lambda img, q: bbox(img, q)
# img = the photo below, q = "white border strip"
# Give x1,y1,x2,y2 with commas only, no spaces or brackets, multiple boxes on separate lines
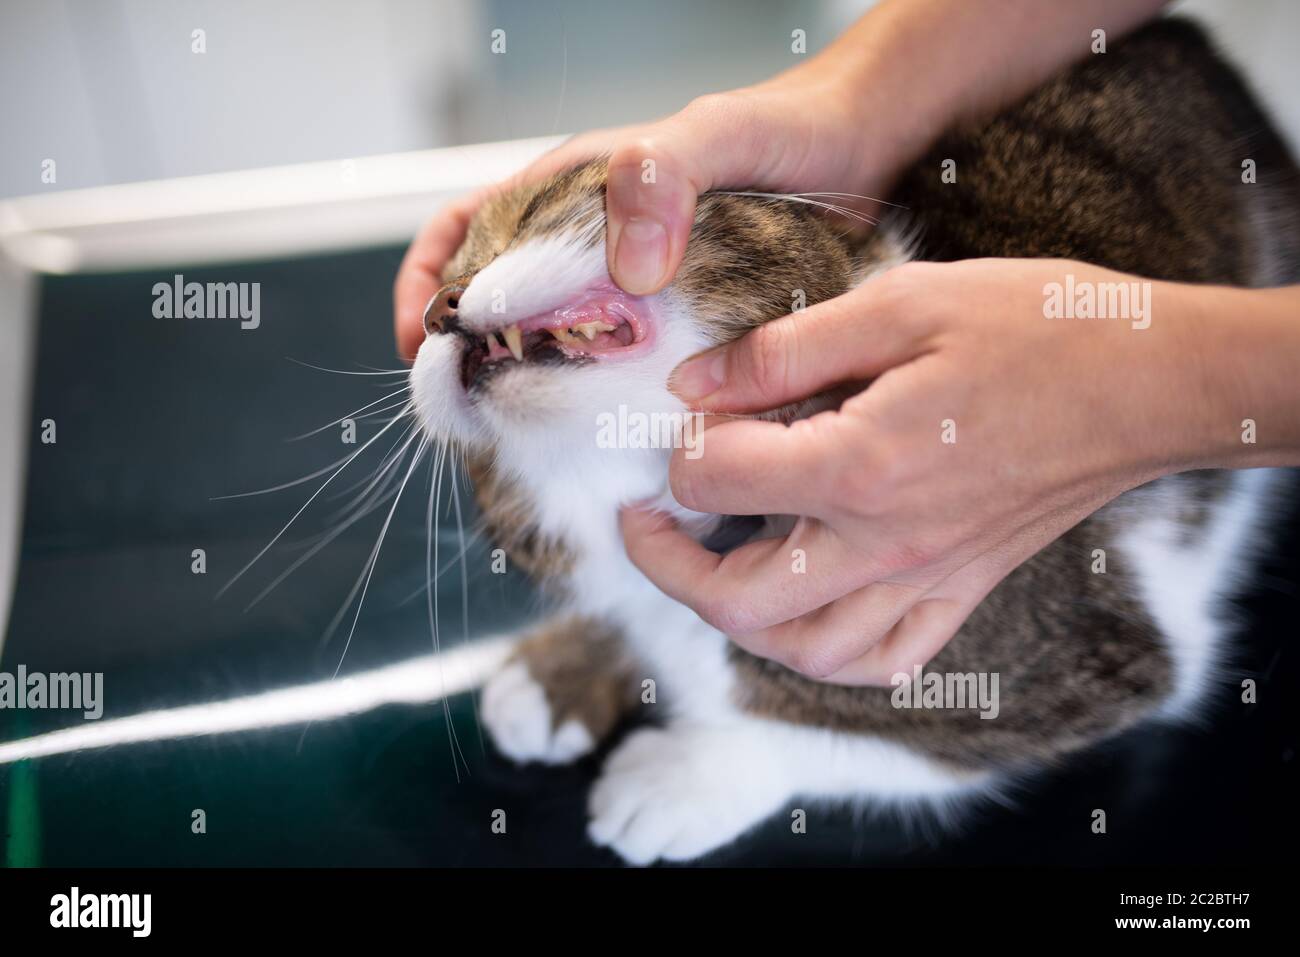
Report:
0,635,517,764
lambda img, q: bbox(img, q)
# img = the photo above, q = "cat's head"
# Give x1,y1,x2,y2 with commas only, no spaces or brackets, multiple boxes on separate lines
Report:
409,158,859,513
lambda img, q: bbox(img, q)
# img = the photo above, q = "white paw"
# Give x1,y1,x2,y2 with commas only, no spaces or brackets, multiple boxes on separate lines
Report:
587,725,791,865
481,660,595,765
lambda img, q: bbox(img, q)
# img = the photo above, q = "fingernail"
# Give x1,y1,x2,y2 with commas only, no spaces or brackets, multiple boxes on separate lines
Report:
614,216,669,293
670,348,727,403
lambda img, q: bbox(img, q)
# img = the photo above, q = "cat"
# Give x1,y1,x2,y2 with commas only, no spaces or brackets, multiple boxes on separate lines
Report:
409,19,1300,864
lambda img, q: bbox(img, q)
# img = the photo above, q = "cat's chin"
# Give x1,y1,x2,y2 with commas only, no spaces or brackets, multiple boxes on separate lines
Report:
409,329,685,475
410,332,484,450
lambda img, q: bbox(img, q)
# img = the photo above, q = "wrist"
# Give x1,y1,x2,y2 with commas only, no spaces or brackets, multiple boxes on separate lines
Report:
1162,283,1300,473
763,11,957,195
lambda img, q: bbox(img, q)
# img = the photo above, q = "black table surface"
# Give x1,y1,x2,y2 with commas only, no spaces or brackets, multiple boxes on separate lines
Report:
1,246,1296,867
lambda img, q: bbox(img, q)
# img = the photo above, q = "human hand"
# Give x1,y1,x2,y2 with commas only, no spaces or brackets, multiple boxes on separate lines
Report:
395,0,1176,360
394,69,894,360
620,258,1224,685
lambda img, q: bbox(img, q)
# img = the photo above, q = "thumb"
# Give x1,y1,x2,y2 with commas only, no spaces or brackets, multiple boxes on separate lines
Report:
604,96,768,295
667,275,928,412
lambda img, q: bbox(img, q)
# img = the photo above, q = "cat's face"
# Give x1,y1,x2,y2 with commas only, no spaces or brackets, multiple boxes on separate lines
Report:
410,159,855,499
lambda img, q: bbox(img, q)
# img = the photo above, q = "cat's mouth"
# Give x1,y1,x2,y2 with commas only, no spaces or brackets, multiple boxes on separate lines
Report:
459,285,650,390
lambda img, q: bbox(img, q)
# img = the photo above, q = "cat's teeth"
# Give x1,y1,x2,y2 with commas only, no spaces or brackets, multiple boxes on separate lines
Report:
502,325,524,361
574,321,616,340
487,332,505,351
548,327,576,343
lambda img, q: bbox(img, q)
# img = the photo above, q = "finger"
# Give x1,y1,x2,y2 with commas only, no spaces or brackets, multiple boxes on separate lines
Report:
394,128,637,361
619,508,875,634
517,127,633,183
666,414,855,518
669,268,934,411
605,95,778,295
393,191,482,361
728,579,927,681
819,595,976,686
819,551,1008,686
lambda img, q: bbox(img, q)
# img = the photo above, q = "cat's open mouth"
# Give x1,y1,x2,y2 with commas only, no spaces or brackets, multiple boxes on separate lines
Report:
459,284,650,390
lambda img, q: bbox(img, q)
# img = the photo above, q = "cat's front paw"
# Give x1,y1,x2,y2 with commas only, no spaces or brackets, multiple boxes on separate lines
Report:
587,725,792,865
482,616,637,766
482,660,596,765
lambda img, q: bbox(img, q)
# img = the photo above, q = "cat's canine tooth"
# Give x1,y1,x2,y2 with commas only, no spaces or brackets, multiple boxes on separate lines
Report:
503,325,524,361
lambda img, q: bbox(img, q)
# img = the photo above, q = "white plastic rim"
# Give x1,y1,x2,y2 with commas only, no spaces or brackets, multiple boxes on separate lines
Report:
0,134,566,274
0,635,518,764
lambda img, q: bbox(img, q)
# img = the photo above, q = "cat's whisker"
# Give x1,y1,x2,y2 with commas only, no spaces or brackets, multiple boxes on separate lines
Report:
322,432,419,533
395,527,485,607
328,434,431,678
324,407,416,438
285,357,412,377
427,439,468,781
449,453,486,759
316,418,421,527
790,196,882,226
790,191,908,210
215,407,411,599
392,442,488,605
321,414,420,506
449,453,471,647
357,363,415,374
728,187,906,215
213,408,413,503
716,191,881,228
242,485,399,612
211,452,359,501
308,462,407,540
285,387,411,443
246,426,423,609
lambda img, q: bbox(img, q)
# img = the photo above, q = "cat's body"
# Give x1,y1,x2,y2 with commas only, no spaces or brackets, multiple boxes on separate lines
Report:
411,20,1299,863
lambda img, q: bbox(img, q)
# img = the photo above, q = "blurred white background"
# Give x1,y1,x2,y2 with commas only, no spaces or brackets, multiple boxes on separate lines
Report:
2,0,1296,199
0,0,846,197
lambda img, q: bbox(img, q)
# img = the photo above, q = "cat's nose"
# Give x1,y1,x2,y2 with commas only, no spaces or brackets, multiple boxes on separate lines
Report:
423,283,465,336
